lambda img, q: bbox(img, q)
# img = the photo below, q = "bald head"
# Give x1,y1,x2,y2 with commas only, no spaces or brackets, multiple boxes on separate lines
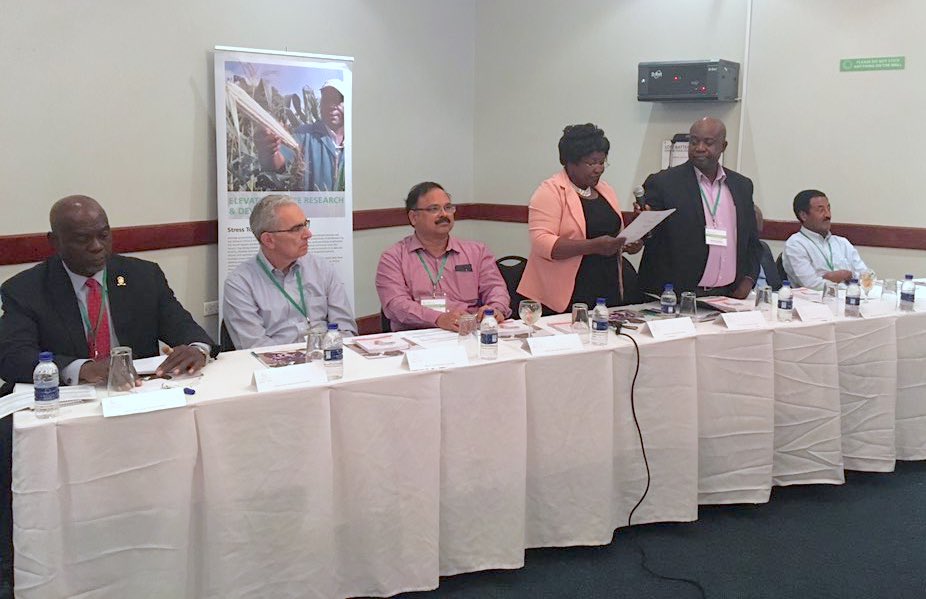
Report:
688,117,728,178
48,195,112,276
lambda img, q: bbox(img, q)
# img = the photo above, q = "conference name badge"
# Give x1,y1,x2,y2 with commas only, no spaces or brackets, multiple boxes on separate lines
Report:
420,296,448,313
704,227,728,247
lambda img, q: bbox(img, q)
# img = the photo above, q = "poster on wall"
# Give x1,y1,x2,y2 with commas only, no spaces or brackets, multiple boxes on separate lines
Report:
213,46,354,330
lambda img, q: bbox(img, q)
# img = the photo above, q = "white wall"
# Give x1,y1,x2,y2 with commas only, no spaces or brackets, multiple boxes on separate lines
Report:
0,0,476,321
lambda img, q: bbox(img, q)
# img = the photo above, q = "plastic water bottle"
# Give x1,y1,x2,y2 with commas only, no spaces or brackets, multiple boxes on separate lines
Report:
845,278,861,318
778,280,793,322
322,323,343,379
660,284,677,316
479,309,499,360
900,274,916,312
33,352,59,419
592,298,609,346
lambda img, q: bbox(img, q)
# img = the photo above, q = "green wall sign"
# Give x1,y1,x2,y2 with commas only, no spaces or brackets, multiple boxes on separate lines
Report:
840,56,905,72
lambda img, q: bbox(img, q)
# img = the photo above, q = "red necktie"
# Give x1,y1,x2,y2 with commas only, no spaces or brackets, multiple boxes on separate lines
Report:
85,278,111,360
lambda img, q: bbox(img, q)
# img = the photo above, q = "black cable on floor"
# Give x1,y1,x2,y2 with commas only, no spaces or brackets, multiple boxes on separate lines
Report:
618,329,706,599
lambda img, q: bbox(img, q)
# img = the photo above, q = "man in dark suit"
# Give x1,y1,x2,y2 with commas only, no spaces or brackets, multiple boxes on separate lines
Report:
638,117,762,299
754,206,782,291
0,195,215,594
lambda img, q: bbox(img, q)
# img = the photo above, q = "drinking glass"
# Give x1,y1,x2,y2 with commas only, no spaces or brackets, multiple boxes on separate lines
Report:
822,281,839,315
108,346,138,396
859,270,876,300
518,300,542,337
571,303,590,343
679,291,698,319
306,323,327,361
881,278,898,309
754,286,773,319
457,314,478,359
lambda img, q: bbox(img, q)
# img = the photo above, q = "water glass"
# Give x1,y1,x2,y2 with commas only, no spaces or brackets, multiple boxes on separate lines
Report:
108,346,137,396
518,299,542,337
754,286,773,319
306,323,327,361
457,314,478,359
821,281,839,315
679,291,698,319
571,303,590,343
859,270,876,300
881,278,898,309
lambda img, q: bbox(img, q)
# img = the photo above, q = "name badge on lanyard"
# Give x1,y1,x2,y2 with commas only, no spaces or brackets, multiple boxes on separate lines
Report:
705,227,728,247
420,292,448,313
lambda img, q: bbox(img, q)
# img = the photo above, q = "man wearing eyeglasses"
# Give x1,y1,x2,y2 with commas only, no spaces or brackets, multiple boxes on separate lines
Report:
375,181,511,332
223,194,356,349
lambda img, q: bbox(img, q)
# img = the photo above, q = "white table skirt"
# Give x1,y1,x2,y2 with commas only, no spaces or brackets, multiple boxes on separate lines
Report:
12,310,926,598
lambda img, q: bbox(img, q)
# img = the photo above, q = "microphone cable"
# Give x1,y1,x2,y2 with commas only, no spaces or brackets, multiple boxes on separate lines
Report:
617,326,707,599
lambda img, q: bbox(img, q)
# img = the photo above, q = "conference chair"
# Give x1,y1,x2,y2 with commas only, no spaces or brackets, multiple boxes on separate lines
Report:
380,309,391,334
219,320,236,353
776,254,788,284
495,255,527,315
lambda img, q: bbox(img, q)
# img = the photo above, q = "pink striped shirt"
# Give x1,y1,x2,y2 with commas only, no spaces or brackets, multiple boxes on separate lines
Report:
696,166,737,288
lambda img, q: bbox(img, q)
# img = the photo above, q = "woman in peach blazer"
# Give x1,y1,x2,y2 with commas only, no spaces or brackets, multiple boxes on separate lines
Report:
517,124,643,314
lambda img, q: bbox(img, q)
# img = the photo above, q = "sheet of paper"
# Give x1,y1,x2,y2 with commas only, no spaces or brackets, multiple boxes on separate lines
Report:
252,362,328,392
352,334,411,353
526,334,583,356
721,311,768,330
498,321,532,337
0,392,35,419
400,328,459,347
101,388,187,418
133,355,167,375
13,384,97,404
646,317,696,339
404,346,469,371
619,209,675,243
861,301,897,318
794,301,834,322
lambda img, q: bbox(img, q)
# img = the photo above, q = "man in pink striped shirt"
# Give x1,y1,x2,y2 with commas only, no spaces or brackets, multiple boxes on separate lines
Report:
375,182,511,331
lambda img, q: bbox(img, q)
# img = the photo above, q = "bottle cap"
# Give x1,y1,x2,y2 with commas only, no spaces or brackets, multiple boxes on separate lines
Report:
327,323,338,330
849,278,858,284
596,297,606,304
484,309,494,316
664,284,674,291
905,274,914,279
782,280,790,286
38,351,54,361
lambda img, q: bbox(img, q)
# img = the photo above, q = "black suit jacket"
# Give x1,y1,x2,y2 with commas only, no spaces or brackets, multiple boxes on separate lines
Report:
758,240,782,291
638,161,762,295
0,254,215,386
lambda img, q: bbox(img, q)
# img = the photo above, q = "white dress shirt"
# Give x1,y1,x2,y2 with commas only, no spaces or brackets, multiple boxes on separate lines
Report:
782,226,868,290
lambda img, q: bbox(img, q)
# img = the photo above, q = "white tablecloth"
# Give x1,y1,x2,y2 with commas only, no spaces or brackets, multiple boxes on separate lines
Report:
12,310,926,598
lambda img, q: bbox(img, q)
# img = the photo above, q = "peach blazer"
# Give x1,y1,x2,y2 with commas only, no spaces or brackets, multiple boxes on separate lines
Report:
517,170,623,313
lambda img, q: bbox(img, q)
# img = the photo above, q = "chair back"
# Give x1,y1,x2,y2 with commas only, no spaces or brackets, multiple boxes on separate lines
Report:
495,255,528,315
219,320,237,353
775,253,788,284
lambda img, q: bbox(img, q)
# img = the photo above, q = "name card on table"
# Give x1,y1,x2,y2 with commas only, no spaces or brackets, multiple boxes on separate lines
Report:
794,301,834,323
721,311,768,330
526,333,583,356
253,362,328,392
404,345,469,371
860,301,897,319
646,317,696,340
102,388,187,418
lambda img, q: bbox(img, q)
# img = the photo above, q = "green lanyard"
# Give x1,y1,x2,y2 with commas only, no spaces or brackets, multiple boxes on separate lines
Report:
416,251,449,291
77,270,109,344
800,231,835,270
257,256,307,318
698,182,722,221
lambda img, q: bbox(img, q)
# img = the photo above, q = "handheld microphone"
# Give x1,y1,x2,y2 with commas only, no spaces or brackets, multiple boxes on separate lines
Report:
632,186,645,210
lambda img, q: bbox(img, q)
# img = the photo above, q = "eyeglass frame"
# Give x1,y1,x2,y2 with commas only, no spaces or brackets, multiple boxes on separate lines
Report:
409,203,456,215
583,159,609,168
265,219,310,234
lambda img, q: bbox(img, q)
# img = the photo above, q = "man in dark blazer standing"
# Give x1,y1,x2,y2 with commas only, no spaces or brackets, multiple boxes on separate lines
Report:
638,117,762,299
0,195,215,594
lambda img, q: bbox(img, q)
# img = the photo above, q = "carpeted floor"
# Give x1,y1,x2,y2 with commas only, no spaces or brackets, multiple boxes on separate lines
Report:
398,461,926,599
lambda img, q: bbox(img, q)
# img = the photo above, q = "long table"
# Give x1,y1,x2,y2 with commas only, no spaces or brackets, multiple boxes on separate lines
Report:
12,310,926,598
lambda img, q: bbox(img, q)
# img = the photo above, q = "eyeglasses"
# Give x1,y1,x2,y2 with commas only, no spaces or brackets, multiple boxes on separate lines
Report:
266,219,310,234
583,160,609,168
411,204,456,215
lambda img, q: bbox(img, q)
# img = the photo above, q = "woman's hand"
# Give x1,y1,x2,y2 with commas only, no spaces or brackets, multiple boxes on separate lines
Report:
623,239,644,254
592,235,625,256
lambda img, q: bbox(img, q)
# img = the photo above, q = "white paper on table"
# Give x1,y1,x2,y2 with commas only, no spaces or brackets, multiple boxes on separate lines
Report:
101,388,187,418
400,328,459,347
133,355,167,375
721,311,768,330
404,345,468,371
618,209,676,243
498,321,531,337
0,392,35,419
13,384,97,404
525,334,583,356
646,317,696,339
794,300,833,322
352,334,411,353
252,362,328,392
861,301,897,318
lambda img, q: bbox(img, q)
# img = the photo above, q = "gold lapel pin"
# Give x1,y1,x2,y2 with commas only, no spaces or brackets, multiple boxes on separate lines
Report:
116,275,127,287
